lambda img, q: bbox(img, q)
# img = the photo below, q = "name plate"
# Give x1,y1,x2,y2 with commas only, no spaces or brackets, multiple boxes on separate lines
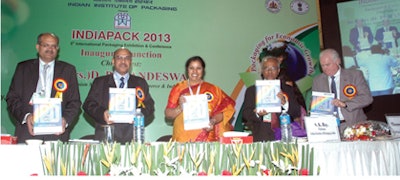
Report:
304,115,341,142
109,88,136,123
385,113,400,136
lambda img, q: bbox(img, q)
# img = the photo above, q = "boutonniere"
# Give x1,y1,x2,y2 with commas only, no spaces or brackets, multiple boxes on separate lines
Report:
136,87,145,108
343,84,357,99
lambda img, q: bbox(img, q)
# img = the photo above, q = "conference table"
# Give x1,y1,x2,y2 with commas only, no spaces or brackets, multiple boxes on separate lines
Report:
0,140,399,176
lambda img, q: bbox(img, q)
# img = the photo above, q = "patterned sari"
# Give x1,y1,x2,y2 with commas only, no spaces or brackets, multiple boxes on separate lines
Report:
166,80,236,143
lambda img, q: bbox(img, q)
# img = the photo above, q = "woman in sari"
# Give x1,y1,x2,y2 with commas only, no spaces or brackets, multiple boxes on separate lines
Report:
164,56,236,143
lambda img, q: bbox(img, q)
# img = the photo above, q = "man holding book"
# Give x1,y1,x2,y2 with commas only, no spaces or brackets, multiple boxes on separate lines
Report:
6,32,81,143
82,47,155,144
312,48,373,133
242,56,302,142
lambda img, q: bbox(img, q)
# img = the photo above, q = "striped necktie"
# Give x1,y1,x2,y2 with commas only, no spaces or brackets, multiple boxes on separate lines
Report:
119,77,125,88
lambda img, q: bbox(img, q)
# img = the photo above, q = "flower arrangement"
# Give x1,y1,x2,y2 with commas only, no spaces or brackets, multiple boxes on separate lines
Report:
39,140,318,176
343,120,390,141
343,122,375,141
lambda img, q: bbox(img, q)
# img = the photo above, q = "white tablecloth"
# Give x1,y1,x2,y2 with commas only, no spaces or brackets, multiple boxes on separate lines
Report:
0,144,42,176
302,140,400,176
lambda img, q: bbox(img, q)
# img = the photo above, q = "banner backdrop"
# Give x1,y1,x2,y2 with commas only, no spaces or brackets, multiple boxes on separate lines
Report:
1,0,320,142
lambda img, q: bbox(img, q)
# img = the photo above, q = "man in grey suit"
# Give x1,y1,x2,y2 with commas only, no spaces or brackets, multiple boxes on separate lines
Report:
312,48,373,133
6,32,82,143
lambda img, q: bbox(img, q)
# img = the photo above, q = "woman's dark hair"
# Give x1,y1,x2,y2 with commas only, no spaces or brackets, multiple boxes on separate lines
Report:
185,56,206,77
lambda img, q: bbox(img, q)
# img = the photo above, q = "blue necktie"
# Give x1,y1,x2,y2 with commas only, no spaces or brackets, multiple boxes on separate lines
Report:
119,77,125,88
331,76,338,114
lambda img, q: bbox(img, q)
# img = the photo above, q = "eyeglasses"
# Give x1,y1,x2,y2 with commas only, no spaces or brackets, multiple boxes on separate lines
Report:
115,56,132,61
39,43,59,49
262,66,279,72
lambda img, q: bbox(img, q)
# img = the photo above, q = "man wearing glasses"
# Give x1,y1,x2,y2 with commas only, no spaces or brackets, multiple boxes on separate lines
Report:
6,32,82,143
83,47,155,144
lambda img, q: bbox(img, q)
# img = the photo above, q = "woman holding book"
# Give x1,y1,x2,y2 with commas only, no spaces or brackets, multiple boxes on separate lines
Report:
242,56,302,142
164,56,236,143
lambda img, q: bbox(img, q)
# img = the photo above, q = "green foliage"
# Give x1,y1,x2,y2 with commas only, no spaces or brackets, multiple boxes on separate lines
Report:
39,140,318,176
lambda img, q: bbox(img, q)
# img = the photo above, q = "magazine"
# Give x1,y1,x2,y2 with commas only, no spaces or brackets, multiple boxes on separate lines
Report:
255,80,281,113
182,94,210,130
310,91,335,116
33,98,62,135
108,88,136,123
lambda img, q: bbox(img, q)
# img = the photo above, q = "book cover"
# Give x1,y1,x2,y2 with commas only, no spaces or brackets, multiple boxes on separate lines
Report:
33,98,62,135
108,88,136,123
255,80,281,113
310,91,335,116
183,94,210,130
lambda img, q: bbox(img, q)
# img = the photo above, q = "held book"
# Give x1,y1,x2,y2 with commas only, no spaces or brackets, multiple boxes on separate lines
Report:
182,94,210,130
33,98,62,135
255,80,281,113
109,88,136,123
310,91,335,116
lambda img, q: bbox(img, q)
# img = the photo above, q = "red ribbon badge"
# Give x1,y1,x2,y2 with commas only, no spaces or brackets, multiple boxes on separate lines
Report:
204,91,213,102
53,78,68,100
136,87,145,108
343,84,357,99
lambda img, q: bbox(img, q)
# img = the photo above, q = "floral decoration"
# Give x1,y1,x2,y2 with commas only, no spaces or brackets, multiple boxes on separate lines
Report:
39,139,319,176
343,122,375,141
343,120,390,141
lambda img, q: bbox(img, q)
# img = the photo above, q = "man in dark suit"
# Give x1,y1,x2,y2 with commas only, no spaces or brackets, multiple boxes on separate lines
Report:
82,47,155,144
375,18,400,50
312,48,373,133
349,19,373,52
6,32,82,143
242,56,302,142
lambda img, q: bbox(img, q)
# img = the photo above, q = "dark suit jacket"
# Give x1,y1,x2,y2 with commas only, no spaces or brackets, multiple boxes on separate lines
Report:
242,80,301,142
312,68,373,131
375,26,400,48
349,26,373,52
6,59,82,143
82,74,155,144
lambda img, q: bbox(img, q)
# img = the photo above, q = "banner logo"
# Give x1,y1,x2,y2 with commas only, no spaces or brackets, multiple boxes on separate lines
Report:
114,12,131,29
265,0,282,14
290,0,309,15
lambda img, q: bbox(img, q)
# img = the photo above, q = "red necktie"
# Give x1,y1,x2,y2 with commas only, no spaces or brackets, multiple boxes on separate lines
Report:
271,113,279,129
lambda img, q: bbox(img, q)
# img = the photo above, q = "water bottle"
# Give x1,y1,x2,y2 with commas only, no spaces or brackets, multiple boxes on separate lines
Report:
280,110,292,143
133,108,145,143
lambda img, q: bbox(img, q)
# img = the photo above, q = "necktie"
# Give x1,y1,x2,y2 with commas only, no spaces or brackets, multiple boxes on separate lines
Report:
271,113,279,129
41,64,49,95
119,77,125,88
331,76,338,114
